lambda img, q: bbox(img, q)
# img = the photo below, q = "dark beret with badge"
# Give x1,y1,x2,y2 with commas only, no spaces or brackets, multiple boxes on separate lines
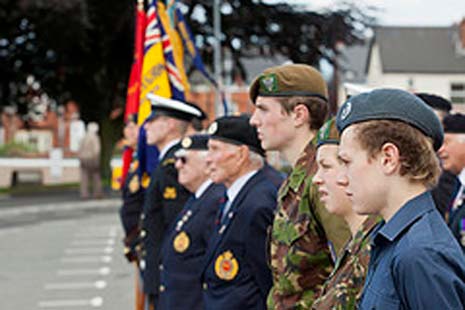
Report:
443,113,465,133
416,93,452,113
146,93,203,122
207,114,265,157
317,118,340,148
336,88,444,151
249,63,329,104
175,134,210,159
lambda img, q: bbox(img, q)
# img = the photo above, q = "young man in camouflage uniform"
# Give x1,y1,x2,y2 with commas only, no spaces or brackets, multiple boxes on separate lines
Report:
250,64,350,309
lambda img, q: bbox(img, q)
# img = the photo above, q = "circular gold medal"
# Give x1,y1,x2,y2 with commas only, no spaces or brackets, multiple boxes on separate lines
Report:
214,250,239,280
173,231,190,253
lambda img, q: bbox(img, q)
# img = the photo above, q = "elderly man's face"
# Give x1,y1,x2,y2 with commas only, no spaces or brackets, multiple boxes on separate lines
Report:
438,133,465,174
175,150,209,192
206,139,241,187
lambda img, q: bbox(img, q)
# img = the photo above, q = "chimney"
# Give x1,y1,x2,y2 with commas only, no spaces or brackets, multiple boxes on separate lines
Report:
460,18,465,49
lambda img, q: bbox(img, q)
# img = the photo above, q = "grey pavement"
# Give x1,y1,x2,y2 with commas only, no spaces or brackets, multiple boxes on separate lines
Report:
0,195,134,310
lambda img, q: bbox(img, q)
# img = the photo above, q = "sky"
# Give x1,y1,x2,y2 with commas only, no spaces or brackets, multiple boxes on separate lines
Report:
277,0,465,26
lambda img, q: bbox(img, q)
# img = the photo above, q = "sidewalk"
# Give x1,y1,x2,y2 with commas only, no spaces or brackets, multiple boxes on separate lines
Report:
0,186,120,209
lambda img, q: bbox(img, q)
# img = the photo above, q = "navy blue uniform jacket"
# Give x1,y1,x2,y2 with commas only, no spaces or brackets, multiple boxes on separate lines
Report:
141,144,190,296
157,182,226,310
201,169,278,310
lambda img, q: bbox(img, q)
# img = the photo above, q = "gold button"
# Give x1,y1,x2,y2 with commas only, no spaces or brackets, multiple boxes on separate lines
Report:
202,283,208,290
159,285,165,292
140,230,146,238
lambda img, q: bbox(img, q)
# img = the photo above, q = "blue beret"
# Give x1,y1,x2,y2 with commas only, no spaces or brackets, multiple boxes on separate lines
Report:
336,88,444,151
207,115,265,157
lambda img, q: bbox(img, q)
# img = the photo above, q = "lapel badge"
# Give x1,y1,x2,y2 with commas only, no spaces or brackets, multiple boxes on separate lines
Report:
173,231,190,253
129,175,140,193
214,250,239,281
163,187,177,199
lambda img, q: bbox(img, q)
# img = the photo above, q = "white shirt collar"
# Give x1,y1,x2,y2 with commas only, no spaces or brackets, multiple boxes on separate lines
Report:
195,179,213,199
459,168,465,185
226,170,258,204
158,139,180,160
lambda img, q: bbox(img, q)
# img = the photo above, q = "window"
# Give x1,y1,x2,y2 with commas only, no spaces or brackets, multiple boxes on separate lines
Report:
450,83,465,104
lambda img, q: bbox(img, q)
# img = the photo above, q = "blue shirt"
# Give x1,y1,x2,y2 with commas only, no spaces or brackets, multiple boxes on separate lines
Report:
359,191,465,310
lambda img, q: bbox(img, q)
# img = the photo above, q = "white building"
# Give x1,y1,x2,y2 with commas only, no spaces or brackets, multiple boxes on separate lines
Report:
364,20,465,113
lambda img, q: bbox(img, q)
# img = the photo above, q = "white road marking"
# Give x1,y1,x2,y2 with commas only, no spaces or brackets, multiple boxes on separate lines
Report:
61,256,113,263
71,239,115,246
44,280,107,290
57,267,110,276
38,296,103,308
64,247,114,255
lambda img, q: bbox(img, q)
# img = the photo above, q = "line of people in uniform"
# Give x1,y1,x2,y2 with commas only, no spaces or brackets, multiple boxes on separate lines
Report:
119,62,465,310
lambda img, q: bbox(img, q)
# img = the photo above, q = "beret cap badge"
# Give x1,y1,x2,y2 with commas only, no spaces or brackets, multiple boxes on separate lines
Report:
259,74,278,93
340,101,352,121
181,137,192,148
208,122,218,135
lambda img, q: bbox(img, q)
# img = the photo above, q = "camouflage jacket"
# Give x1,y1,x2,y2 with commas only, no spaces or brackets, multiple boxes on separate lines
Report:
268,138,350,310
311,216,380,310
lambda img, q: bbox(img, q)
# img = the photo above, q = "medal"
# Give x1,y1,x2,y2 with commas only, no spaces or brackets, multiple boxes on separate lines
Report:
173,231,190,253
214,250,239,280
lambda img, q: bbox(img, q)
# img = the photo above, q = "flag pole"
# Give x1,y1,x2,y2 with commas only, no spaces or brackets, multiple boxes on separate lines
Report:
213,0,223,117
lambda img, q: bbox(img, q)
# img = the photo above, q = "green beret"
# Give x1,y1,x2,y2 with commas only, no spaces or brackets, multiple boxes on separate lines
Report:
317,118,340,148
336,88,444,151
249,64,328,104
207,115,265,157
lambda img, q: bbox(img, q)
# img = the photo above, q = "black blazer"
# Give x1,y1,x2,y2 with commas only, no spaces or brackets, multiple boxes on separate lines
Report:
157,182,226,310
201,168,278,310
140,143,190,296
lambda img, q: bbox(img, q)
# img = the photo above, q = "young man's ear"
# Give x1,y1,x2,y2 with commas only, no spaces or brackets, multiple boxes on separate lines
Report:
379,142,401,175
292,104,310,128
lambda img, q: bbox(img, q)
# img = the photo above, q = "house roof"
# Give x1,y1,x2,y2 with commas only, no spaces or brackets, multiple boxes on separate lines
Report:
374,26,465,74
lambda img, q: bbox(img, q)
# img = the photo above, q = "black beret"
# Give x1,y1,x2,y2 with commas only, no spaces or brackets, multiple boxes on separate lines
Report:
207,115,265,157
443,113,465,133
336,88,444,151
416,93,452,112
146,94,203,122
180,134,209,151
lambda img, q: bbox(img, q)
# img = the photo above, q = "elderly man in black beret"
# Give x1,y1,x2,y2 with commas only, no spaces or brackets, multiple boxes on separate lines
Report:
336,88,465,309
438,113,465,250
201,115,280,310
157,135,225,310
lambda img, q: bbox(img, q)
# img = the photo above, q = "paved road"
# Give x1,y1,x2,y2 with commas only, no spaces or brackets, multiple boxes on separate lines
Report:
0,197,134,310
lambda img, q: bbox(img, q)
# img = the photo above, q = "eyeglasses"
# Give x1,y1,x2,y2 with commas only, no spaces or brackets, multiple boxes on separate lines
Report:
175,156,187,164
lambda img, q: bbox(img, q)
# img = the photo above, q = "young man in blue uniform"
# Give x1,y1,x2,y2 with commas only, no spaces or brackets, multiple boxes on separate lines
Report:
202,115,280,310
336,88,465,309
139,94,204,309
157,134,225,310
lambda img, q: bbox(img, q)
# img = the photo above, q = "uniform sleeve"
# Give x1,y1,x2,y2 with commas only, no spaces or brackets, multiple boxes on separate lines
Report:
244,201,275,298
393,246,465,309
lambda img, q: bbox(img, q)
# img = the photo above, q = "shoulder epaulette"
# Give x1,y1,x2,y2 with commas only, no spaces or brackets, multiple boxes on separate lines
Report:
162,158,176,166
